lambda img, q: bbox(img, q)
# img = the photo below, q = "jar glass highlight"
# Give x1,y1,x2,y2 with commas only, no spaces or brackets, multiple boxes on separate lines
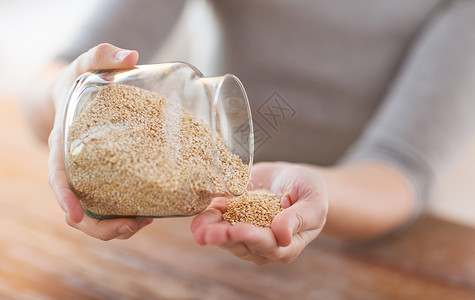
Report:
62,62,254,219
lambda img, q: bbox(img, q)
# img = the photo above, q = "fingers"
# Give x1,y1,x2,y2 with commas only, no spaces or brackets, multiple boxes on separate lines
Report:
49,122,155,241
65,214,153,241
198,223,289,265
51,43,139,118
190,197,228,234
271,206,312,247
195,222,231,246
191,211,289,265
190,208,223,238
72,43,139,77
227,223,279,257
191,163,329,264
269,166,328,247
219,241,272,266
271,192,327,247
219,208,320,263
225,224,299,264
47,43,143,241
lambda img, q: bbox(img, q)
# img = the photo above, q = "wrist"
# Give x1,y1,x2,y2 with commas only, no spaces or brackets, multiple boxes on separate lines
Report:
309,162,415,240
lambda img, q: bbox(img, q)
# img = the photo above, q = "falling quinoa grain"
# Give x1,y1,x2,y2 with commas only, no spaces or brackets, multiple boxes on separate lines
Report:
66,84,249,217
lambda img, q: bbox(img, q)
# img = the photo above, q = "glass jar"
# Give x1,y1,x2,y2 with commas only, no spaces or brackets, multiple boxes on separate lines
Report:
62,62,254,219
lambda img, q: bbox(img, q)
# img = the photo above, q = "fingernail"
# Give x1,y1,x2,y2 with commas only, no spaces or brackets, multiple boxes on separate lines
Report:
115,50,132,62
281,195,291,209
138,219,153,229
118,225,134,234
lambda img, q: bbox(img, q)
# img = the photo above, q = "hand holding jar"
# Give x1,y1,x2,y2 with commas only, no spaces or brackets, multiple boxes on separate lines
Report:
47,43,154,240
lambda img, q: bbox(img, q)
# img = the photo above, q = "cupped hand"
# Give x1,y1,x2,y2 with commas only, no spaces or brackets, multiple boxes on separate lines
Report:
191,162,328,265
48,43,153,240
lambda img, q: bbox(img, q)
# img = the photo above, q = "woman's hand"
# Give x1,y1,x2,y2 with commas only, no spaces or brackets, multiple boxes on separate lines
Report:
47,43,153,240
191,162,328,265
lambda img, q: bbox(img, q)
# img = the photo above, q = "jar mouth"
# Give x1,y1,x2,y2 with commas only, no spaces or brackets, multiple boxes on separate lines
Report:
209,74,254,196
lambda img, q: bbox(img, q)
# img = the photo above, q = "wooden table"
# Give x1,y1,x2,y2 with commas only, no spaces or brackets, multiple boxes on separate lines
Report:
1,97,475,300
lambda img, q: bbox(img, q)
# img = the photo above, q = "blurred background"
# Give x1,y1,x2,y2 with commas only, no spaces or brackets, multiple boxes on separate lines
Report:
1,0,473,226
0,0,100,94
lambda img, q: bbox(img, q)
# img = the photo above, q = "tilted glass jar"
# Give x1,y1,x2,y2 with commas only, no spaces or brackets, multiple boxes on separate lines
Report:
62,62,254,219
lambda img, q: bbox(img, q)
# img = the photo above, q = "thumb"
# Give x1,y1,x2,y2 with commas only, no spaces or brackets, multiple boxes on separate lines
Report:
52,43,139,122
271,199,327,247
271,208,304,247
73,43,139,77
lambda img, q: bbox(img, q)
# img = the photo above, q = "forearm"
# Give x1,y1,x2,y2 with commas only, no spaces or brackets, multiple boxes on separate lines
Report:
321,1,475,241
310,162,416,240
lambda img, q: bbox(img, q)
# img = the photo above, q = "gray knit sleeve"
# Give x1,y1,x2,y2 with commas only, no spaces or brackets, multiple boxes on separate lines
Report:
56,0,185,63
341,0,475,215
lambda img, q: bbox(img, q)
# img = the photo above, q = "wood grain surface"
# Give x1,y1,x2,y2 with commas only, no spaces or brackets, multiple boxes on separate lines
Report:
1,98,474,300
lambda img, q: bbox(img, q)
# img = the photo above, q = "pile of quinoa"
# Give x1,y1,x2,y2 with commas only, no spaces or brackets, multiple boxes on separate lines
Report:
223,189,283,228
67,84,249,217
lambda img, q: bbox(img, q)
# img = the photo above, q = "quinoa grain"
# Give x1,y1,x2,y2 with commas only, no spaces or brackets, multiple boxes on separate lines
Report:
223,189,283,228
